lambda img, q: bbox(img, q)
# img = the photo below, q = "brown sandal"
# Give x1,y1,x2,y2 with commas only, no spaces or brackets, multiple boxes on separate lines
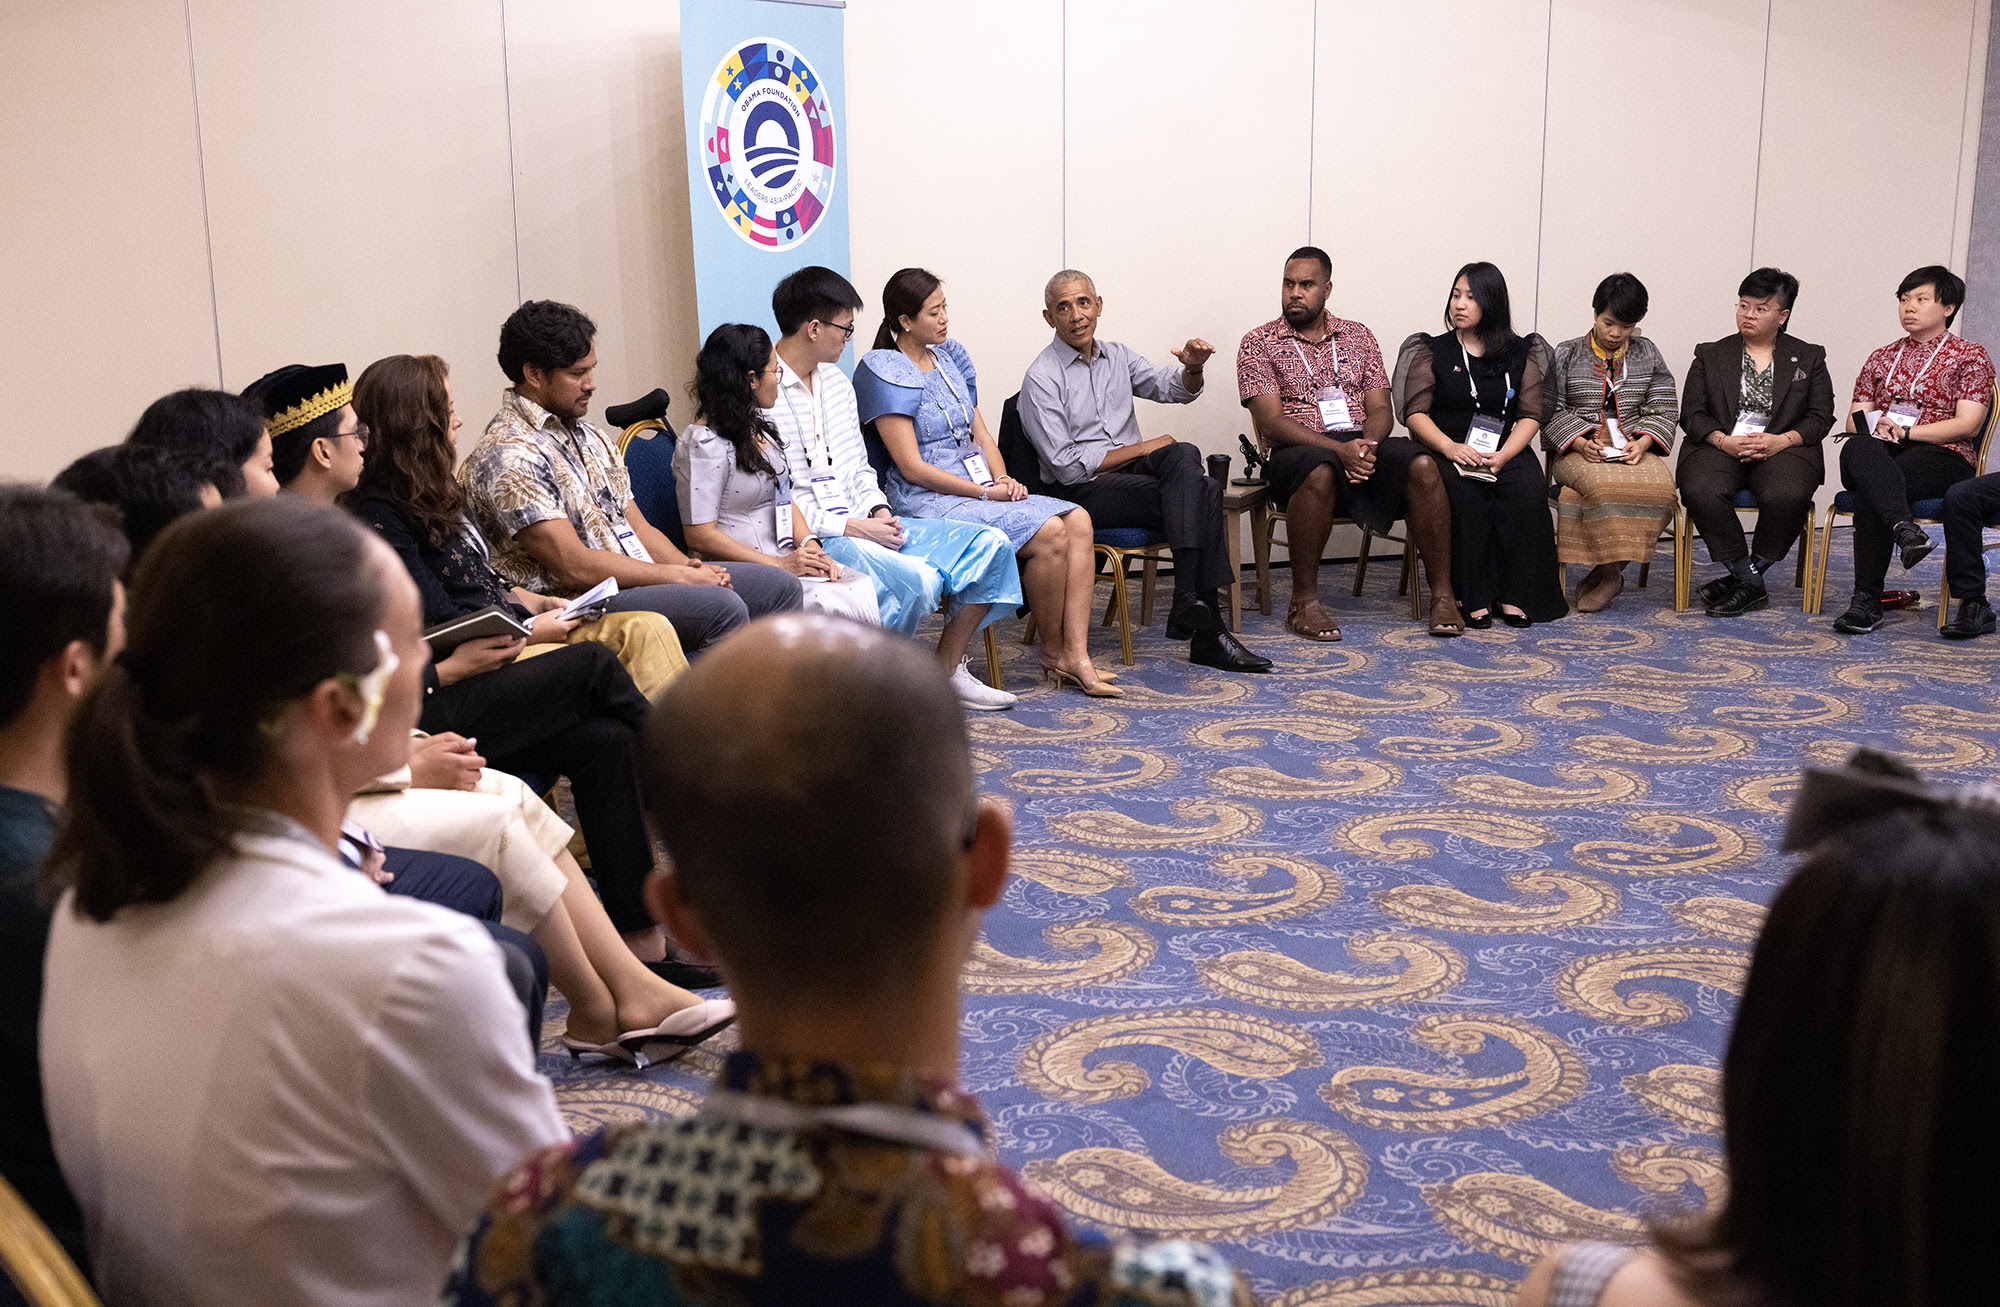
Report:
1286,600,1343,642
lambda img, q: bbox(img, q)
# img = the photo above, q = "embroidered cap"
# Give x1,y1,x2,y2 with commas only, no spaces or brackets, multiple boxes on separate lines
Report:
244,363,351,436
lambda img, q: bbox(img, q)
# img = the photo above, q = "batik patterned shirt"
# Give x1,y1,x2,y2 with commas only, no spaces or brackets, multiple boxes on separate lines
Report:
458,388,641,595
1851,332,1996,465
443,1053,1253,1307
1234,314,1389,453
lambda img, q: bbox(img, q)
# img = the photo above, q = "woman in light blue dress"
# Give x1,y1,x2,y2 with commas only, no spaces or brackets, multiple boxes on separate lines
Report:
854,268,1118,697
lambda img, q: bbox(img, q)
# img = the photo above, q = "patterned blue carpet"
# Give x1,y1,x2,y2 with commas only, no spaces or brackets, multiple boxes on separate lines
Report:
543,545,1999,1305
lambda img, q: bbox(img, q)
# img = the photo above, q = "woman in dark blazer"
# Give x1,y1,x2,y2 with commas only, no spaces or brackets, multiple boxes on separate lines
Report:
1676,267,1835,615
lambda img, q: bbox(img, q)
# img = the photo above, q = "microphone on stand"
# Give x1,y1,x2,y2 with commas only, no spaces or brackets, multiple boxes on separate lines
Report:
1235,434,1267,486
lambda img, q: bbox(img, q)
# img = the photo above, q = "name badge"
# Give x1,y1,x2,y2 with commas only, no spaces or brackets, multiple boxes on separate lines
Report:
1467,414,1504,455
1888,398,1923,433
1731,412,1768,438
962,452,994,486
773,495,796,553
1317,386,1356,432
612,523,653,563
809,473,851,516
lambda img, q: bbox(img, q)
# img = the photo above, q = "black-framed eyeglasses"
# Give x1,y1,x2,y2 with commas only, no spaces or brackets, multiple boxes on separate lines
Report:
815,318,857,341
337,422,371,447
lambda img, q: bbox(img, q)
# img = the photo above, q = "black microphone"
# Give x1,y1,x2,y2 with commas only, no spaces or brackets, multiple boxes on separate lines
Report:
1236,434,1266,484
605,388,671,430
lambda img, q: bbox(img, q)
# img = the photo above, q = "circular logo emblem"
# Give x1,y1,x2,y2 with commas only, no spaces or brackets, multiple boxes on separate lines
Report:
698,37,836,250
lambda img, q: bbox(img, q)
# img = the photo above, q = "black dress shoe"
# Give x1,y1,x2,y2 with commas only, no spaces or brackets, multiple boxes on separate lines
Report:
1462,609,1494,629
1894,520,1936,570
1165,594,1215,640
1499,610,1533,628
1706,579,1769,616
646,957,723,988
1942,596,1997,639
1832,593,1886,634
1190,628,1273,672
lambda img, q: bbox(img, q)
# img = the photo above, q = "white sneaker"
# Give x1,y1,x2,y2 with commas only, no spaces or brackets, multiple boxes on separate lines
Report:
951,659,1017,711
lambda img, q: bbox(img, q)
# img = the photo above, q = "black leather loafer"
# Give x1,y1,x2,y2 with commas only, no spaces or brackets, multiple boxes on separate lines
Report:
1706,580,1769,617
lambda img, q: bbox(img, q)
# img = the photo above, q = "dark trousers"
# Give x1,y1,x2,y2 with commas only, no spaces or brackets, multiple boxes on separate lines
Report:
1943,471,2000,599
1838,437,1976,594
381,849,547,1052
1677,441,1823,566
604,561,803,655
1048,441,1233,597
1437,455,1566,621
420,641,657,934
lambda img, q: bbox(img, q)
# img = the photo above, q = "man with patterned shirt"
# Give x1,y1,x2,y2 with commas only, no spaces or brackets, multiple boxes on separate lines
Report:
1832,265,1996,634
460,300,802,656
1236,248,1458,641
444,614,1253,1307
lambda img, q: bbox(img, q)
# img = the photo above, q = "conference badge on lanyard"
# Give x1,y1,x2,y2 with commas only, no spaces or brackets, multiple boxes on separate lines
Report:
1293,338,1358,433
1462,345,1508,454
612,520,654,563
810,473,851,516
1731,412,1768,438
1888,397,1923,435
962,451,995,486
774,469,797,552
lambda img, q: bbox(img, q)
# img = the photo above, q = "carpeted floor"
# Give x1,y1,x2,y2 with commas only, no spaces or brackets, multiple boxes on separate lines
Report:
541,543,1998,1304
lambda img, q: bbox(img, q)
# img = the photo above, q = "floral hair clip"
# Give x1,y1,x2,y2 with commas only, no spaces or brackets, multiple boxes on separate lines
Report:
347,630,399,746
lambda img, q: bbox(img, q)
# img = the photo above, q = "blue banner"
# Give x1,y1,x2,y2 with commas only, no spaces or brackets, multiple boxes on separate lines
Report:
682,0,850,363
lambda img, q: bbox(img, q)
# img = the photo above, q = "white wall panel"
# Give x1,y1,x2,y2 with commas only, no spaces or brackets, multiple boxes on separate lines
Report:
1312,0,1549,376
844,0,1064,409
0,0,219,479
1064,0,1314,461
1536,0,1768,382
190,0,519,426
505,0,699,439
1754,0,1982,406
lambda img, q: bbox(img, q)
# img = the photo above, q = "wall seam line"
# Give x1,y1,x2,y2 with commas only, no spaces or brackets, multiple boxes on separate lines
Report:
1951,0,1981,268
499,0,524,302
1306,0,1318,246
182,0,224,386
1532,0,1553,331
1749,0,1773,266
1061,0,1068,268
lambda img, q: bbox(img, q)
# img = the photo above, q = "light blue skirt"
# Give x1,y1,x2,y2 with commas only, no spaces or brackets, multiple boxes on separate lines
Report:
821,516,1022,636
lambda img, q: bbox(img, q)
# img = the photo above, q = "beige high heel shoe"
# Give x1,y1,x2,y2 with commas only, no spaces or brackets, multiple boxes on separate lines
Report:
1041,663,1124,698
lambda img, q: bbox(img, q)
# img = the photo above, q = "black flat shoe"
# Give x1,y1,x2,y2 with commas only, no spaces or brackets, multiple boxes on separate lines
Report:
1190,628,1273,672
1706,580,1769,617
1942,596,1997,639
1696,575,1735,607
1462,609,1493,629
646,957,723,989
1499,610,1533,628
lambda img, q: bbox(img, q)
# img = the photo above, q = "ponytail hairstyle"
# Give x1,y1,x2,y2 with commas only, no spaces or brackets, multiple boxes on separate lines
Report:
690,324,782,478
352,353,464,546
43,497,391,921
873,267,943,352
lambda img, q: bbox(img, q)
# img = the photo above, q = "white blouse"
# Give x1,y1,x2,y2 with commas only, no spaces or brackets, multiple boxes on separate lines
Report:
40,821,568,1307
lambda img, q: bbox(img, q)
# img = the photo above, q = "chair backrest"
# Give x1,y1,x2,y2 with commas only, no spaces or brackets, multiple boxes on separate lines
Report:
1973,381,2000,474
0,1174,99,1307
619,419,687,554
859,419,895,487
996,393,1052,498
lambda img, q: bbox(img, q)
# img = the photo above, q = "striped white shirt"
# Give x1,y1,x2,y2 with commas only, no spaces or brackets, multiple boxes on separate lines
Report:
767,356,891,539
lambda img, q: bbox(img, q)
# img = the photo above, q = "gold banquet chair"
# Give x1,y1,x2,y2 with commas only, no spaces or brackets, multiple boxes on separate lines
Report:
0,1174,99,1307
1805,382,2000,620
1251,501,1424,621
1672,493,1814,612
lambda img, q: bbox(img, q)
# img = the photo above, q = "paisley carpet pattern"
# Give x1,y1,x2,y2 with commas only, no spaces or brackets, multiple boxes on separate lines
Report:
543,552,1999,1302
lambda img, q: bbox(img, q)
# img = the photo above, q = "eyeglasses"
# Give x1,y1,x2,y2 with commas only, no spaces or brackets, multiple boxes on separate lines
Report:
815,318,857,341
338,422,371,447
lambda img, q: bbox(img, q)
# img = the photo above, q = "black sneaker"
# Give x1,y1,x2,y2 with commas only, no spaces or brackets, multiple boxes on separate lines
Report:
1696,575,1736,607
1832,594,1886,634
1942,596,1997,639
1894,521,1936,571
1706,579,1769,617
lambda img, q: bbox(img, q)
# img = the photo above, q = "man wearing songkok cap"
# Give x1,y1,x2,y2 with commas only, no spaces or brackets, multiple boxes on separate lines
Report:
242,363,369,502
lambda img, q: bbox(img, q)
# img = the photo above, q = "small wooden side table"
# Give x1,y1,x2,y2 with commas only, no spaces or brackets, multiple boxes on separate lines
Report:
1220,482,1268,632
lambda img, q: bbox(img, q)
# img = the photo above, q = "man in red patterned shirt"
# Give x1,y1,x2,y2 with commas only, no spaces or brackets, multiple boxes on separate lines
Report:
1832,265,1996,634
1237,247,1459,640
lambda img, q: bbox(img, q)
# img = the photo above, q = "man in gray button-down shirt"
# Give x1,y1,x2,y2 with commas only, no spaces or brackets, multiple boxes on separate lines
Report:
1017,271,1269,672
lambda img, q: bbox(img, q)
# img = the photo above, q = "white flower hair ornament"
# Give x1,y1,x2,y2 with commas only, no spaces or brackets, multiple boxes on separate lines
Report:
346,630,400,746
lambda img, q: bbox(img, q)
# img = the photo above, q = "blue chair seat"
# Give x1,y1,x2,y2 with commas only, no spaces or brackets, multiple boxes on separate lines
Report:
1732,489,1760,509
1831,490,1854,514
622,426,687,553
1913,498,1946,519
1095,527,1167,550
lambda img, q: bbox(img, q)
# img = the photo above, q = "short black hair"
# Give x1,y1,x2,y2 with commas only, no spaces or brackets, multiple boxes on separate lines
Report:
1287,246,1333,279
52,445,211,571
771,266,863,338
1593,272,1649,325
1740,267,1799,312
497,300,597,384
0,485,128,728
267,411,343,487
1899,265,1966,329
125,388,267,499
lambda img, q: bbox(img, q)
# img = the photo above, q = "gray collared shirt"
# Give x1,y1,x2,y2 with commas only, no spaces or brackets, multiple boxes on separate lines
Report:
1018,334,1199,485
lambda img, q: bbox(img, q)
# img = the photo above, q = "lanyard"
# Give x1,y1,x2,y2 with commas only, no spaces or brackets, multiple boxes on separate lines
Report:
1460,343,1513,410
1590,348,1628,417
781,375,834,469
932,352,977,449
700,1088,988,1158
1890,336,1948,396
1289,333,1341,393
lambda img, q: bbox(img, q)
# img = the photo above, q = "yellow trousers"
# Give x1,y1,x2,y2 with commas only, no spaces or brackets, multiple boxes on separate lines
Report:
514,610,688,699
